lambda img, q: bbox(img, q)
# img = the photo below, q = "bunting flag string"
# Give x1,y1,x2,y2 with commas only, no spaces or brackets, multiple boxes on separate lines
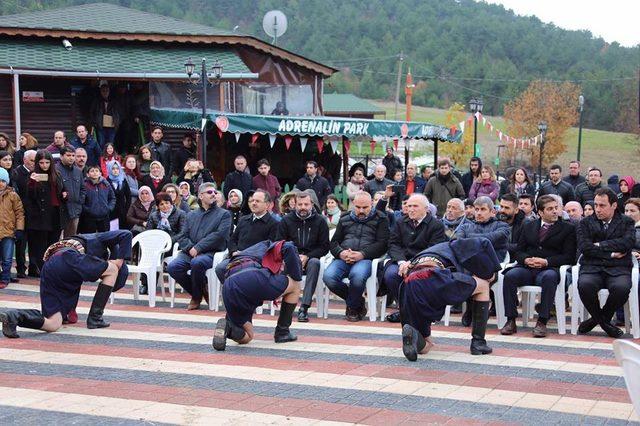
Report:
284,135,293,151
234,132,241,142
460,113,542,150
370,140,376,154
343,138,351,155
269,134,277,148
329,137,339,154
316,138,324,154
299,137,308,152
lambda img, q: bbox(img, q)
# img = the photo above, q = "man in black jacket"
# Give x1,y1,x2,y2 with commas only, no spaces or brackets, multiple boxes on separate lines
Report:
143,126,173,177
382,147,402,180
58,146,86,237
460,157,481,197
497,193,526,258
576,188,636,338
563,160,586,188
222,155,253,202
323,192,390,321
11,150,36,278
537,164,576,205
575,168,603,206
295,161,331,207
382,194,447,321
215,189,278,283
276,192,330,322
500,195,577,337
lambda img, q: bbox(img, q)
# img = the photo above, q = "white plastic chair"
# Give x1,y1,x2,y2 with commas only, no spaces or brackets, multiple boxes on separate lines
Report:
204,249,229,311
613,340,640,416
570,256,639,338
128,230,172,307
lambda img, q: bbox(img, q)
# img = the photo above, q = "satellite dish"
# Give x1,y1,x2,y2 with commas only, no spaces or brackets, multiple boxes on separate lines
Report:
262,10,287,45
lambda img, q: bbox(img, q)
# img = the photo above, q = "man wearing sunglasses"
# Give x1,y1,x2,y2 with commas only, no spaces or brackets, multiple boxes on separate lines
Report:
168,183,232,310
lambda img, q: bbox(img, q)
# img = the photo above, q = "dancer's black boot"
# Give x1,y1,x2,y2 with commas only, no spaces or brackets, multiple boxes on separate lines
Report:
402,324,427,362
274,301,298,343
212,317,247,351
461,297,473,327
470,301,493,355
0,309,45,338
87,283,112,329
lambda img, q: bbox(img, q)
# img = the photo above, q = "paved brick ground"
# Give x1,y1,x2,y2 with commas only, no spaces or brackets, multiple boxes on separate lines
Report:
0,278,638,425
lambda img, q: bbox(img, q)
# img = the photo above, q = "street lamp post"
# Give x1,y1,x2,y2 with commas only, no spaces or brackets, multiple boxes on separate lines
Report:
577,94,584,162
537,121,548,188
184,57,223,169
468,97,484,157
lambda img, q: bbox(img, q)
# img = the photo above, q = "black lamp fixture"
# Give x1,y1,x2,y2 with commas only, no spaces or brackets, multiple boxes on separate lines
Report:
468,97,484,157
537,120,548,187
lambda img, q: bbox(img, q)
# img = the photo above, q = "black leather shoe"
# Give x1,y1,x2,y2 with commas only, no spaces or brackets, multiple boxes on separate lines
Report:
10,277,18,283
16,272,27,279
274,330,297,343
578,317,598,334
600,321,624,338
297,307,309,323
386,311,401,323
500,319,517,335
212,318,228,351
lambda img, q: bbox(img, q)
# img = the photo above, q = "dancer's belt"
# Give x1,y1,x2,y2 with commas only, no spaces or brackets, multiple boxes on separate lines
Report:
410,256,445,270
225,258,261,279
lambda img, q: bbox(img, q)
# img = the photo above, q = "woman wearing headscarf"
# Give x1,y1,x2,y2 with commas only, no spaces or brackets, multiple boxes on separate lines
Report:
146,192,186,243
225,188,244,233
140,160,171,197
617,176,635,214
126,185,154,235
107,160,131,230
346,165,366,208
179,181,199,210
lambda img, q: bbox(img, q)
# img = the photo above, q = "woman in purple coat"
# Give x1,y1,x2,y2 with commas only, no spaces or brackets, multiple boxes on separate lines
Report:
468,165,500,202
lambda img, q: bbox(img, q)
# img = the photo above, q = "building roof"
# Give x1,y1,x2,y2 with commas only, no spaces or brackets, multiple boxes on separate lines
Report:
0,38,250,75
323,93,384,114
0,3,337,77
0,3,233,36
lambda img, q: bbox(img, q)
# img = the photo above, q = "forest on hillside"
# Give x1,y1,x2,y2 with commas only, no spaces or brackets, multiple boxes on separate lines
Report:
2,0,638,131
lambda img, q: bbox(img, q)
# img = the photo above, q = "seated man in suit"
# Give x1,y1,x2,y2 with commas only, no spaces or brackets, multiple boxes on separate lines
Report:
500,195,577,337
576,187,636,338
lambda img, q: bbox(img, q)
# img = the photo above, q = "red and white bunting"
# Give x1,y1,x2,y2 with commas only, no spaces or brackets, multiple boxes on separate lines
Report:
316,138,324,154
356,140,363,153
299,137,308,152
284,135,293,150
370,140,376,154
269,134,277,148
344,138,351,155
330,137,339,154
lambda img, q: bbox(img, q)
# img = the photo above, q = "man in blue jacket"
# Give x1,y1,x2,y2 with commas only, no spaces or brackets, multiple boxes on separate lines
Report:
70,125,101,167
58,146,86,237
168,183,232,310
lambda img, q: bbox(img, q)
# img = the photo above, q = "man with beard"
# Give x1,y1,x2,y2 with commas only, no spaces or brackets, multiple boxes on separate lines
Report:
424,159,465,217
497,193,527,258
212,240,302,350
382,147,403,180
460,157,482,197
575,168,604,206
537,164,575,206
276,192,330,322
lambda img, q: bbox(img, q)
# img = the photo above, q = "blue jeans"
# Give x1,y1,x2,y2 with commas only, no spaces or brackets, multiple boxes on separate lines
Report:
167,252,214,300
0,237,15,282
323,258,372,310
96,127,116,150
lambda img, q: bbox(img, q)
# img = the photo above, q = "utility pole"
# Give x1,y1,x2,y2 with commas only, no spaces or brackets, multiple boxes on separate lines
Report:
393,51,404,120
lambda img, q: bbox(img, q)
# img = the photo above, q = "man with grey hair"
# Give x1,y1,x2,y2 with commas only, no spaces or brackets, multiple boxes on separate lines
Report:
168,183,232,310
363,164,394,197
564,201,584,222
442,198,466,239
11,149,37,278
382,193,447,322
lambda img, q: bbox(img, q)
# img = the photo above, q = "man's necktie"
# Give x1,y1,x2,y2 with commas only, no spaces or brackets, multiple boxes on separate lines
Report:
538,223,551,241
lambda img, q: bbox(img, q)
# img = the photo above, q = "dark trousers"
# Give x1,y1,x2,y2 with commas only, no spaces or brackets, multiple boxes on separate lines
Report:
383,262,403,302
79,216,110,233
300,258,321,308
578,272,631,322
503,267,559,320
167,252,214,300
27,230,60,274
15,233,29,274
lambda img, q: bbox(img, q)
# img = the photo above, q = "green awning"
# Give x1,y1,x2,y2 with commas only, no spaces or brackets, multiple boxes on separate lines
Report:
150,107,462,142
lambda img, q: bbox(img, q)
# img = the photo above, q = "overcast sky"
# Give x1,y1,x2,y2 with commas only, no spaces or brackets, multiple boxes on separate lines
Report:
479,0,640,47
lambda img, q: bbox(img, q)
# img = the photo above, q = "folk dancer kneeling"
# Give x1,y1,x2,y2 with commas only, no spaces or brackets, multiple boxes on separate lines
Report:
212,240,302,351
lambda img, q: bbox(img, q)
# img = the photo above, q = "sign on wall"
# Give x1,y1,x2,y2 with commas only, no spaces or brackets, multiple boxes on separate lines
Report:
22,91,44,102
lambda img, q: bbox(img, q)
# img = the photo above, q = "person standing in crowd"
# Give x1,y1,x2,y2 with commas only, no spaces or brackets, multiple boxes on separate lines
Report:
123,155,141,203
363,164,394,197
382,147,402,180
346,166,366,208
518,194,538,220
607,175,620,194
0,151,13,187
70,125,101,167
400,163,426,197
441,198,467,239
575,168,603,206
141,161,171,197
537,164,576,205
179,181,199,210
138,145,153,176
143,126,172,176
146,192,186,243
421,165,434,182
224,189,244,231
24,150,64,275
11,150,36,278
276,191,330,322
168,183,231,310
177,159,215,195
576,188,635,338
74,148,89,176
99,143,121,178
80,165,115,233
461,157,482,197
223,155,252,201
295,160,331,207
500,195,576,337
469,165,500,202
45,131,72,157
563,160,586,188
322,194,344,230
172,134,196,177
161,183,190,213
501,167,535,198
564,201,584,222
252,159,281,210
58,146,85,238
126,186,154,235
14,132,38,168
0,168,24,289
424,158,465,217
0,133,15,157
91,81,120,148
323,192,389,322
617,176,635,214
106,160,131,230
